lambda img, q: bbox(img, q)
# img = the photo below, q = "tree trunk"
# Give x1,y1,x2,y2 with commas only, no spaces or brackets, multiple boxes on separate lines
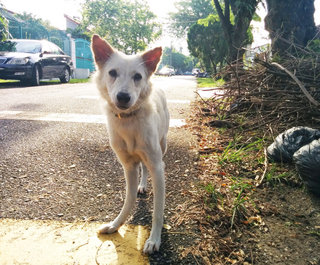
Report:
213,0,258,63
265,0,316,57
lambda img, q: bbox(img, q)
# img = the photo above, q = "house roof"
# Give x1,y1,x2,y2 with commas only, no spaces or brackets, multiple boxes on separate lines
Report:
64,14,81,26
0,7,25,23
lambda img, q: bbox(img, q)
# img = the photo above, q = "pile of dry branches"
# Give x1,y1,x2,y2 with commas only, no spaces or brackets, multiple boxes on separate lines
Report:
204,54,320,134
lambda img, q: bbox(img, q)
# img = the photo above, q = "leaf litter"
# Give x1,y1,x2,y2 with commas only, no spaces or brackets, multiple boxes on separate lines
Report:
171,87,320,264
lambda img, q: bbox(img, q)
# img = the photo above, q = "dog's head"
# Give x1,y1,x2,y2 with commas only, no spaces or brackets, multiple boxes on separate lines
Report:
91,34,162,112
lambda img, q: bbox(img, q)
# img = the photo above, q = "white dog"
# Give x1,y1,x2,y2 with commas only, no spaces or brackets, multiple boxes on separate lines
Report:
91,35,169,254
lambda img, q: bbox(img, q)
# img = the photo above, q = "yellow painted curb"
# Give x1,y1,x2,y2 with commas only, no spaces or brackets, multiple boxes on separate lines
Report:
0,218,149,265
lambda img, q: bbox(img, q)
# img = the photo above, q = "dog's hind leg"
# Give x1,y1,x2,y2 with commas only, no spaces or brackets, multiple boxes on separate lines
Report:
160,137,167,155
98,161,139,234
138,163,148,194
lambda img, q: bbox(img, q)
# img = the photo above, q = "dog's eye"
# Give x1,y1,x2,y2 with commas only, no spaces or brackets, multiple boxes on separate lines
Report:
109,69,117,78
133,73,142,82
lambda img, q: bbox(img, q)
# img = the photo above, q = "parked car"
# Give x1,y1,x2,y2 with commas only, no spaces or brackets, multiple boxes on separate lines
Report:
192,68,200,75
0,39,74,85
157,66,175,76
196,71,208,78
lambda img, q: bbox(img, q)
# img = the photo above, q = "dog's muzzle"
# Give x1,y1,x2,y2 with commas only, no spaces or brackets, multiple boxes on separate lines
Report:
116,92,131,109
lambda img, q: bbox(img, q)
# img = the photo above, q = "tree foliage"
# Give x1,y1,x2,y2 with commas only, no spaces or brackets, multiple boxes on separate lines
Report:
66,26,91,41
169,0,214,38
188,21,228,74
212,0,259,62
161,47,194,73
81,0,161,54
5,12,69,49
12,12,49,39
0,13,8,41
170,0,258,74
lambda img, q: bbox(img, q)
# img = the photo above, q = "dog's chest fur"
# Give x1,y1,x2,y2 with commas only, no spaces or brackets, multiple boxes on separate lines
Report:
104,87,168,157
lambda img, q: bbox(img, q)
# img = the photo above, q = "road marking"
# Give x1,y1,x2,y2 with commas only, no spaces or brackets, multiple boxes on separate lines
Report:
0,110,105,124
77,96,191,104
167,99,191,104
0,218,149,265
77,95,99,99
0,110,186,127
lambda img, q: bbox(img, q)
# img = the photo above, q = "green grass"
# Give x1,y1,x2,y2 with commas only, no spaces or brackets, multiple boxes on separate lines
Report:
0,78,90,85
230,178,257,229
41,78,90,84
197,77,225,88
71,78,90,83
219,137,264,165
0,79,18,83
265,164,296,184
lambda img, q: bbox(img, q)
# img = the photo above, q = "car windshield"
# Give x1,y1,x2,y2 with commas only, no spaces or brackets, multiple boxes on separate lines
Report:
0,40,41,53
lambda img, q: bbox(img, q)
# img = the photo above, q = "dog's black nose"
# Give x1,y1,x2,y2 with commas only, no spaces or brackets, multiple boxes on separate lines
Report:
117,92,131,104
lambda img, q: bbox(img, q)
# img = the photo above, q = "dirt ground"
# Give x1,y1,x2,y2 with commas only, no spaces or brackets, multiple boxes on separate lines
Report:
1,84,319,264
173,101,320,265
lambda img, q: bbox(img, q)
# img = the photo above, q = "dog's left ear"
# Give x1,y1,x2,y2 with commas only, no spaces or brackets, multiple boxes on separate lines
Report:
142,47,162,75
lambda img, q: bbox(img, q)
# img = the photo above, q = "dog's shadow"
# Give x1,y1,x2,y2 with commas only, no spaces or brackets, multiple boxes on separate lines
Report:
131,191,152,226
130,193,177,263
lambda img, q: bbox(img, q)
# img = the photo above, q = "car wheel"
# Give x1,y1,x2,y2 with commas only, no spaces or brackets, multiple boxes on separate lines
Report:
60,68,70,83
31,65,40,86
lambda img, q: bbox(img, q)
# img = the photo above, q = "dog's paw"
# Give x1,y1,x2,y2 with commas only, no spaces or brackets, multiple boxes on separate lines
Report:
97,223,119,234
137,185,147,194
143,237,161,254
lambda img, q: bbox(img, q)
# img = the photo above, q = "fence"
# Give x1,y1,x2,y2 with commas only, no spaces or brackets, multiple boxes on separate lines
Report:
74,38,95,72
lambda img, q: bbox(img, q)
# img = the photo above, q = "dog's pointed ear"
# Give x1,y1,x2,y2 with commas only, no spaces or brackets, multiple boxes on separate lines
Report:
91,34,114,69
142,47,162,75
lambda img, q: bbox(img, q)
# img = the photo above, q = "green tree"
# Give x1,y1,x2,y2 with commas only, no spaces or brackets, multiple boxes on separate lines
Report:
188,21,228,74
265,0,317,58
161,47,194,73
81,0,161,54
212,0,259,62
66,26,91,41
9,12,68,49
13,12,49,39
169,0,214,38
0,13,8,41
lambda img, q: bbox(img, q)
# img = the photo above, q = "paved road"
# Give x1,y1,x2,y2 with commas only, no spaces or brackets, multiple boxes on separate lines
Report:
0,76,198,264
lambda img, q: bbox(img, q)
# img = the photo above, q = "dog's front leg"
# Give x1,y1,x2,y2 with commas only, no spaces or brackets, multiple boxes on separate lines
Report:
143,161,165,254
98,161,139,234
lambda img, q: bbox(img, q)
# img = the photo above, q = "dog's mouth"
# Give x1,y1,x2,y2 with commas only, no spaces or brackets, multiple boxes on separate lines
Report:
115,92,132,110
116,104,130,110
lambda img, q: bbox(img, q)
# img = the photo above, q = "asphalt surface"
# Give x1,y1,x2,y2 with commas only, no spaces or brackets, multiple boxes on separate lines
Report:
0,76,199,264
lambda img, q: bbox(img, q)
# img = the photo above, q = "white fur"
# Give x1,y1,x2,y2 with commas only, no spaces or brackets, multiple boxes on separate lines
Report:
93,41,169,254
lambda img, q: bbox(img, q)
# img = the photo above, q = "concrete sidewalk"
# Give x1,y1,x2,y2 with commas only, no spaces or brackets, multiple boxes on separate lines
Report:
197,87,225,99
0,218,149,265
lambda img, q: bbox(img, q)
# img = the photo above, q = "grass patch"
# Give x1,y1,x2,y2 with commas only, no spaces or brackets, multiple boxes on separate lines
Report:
230,179,254,228
0,79,18,83
70,78,90,83
265,164,297,185
197,77,225,88
0,78,90,85
219,137,264,165
41,78,90,84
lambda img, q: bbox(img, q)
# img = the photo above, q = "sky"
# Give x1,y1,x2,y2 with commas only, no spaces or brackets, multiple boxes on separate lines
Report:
1,0,320,52
0,0,178,30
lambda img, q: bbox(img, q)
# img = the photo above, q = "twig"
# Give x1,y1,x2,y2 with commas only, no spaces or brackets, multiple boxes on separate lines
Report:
192,251,201,265
256,148,268,187
271,62,320,107
195,91,213,106
68,239,89,252
95,242,104,265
